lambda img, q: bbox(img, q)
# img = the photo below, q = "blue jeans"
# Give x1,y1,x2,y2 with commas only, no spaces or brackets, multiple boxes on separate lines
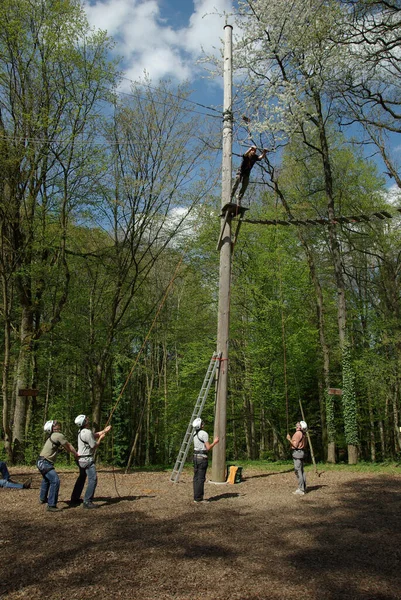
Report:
0,461,23,488
0,460,10,480
0,479,23,489
193,456,208,501
84,463,97,503
37,460,60,507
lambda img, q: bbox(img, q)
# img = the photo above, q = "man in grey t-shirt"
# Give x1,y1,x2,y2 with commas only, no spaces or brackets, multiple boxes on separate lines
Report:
70,414,111,509
192,418,219,503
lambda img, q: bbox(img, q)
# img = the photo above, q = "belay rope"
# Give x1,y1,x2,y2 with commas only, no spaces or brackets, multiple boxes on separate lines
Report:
102,251,187,497
273,200,322,476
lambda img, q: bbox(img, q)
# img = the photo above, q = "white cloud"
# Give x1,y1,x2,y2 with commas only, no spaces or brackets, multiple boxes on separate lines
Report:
181,0,233,56
385,183,401,205
84,0,234,84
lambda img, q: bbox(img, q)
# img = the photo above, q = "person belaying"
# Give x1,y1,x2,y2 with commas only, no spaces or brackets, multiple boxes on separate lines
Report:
287,420,308,496
37,420,79,512
70,414,111,509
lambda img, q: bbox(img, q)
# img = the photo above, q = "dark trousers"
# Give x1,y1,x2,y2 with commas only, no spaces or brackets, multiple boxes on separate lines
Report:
71,463,97,504
231,173,250,204
70,466,87,503
193,457,208,501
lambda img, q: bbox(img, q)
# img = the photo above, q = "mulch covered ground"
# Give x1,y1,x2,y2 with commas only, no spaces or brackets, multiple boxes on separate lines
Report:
1,464,400,600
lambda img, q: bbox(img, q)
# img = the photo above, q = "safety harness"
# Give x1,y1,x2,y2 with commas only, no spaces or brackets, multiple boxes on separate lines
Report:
193,430,208,458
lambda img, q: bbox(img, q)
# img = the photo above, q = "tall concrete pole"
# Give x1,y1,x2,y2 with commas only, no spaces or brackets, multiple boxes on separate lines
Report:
211,23,233,483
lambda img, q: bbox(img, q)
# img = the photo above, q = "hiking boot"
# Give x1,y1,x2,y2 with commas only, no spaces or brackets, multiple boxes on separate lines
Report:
82,502,98,509
69,499,83,507
293,489,305,496
47,505,61,512
23,478,32,489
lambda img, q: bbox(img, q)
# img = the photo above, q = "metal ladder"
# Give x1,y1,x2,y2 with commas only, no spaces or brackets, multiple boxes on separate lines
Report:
170,352,222,483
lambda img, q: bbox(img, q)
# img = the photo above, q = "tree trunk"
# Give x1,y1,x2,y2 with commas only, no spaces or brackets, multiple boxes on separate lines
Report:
368,394,376,462
392,380,401,454
327,442,336,463
378,419,385,459
13,306,34,462
1,273,13,462
348,444,358,464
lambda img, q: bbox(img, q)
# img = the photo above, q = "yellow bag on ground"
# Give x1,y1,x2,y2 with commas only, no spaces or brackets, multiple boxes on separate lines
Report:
227,466,238,484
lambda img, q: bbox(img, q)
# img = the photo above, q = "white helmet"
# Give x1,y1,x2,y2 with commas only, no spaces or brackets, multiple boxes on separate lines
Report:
300,420,308,431
75,414,87,427
192,417,202,430
44,420,56,433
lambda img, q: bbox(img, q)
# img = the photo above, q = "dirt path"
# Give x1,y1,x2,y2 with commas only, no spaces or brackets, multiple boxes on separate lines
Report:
1,465,400,599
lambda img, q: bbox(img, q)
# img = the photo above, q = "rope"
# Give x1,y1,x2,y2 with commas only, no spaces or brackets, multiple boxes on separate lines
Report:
110,427,121,498
272,199,321,474
104,252,186,430
273,200,290,435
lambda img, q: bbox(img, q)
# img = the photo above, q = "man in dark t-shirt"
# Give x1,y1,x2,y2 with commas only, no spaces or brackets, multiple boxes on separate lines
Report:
231,146,267,204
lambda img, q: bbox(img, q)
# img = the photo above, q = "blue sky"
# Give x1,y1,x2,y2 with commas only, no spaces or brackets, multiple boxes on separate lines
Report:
82,0,399,195
84,0,235,101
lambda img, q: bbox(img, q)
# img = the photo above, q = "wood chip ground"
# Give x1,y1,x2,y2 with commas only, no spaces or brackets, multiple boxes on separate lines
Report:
1,466,400,599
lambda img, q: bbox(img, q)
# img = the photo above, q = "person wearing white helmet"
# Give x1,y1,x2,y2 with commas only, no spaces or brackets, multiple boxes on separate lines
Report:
37,420,79,511
192,417,219,503
286,421,308,496
70,415,111,509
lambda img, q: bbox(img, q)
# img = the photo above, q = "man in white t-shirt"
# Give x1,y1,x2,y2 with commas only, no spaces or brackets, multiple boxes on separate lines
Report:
70,414,111,509
192,418,219,503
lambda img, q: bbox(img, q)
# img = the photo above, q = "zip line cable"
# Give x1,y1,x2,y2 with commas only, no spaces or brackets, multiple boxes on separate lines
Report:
116,77,222,114
0,84,223,148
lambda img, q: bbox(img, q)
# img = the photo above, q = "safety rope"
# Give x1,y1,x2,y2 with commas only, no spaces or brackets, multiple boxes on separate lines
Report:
273,199,290,435
105,252,186,431
272,199,322,474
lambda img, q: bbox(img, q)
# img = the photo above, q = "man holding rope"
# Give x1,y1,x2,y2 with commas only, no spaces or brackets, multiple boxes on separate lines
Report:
287,421,308,496
70,415,111,509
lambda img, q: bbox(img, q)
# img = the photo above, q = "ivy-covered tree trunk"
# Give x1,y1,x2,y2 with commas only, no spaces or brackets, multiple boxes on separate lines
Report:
368,393,376,462
342,342,359,464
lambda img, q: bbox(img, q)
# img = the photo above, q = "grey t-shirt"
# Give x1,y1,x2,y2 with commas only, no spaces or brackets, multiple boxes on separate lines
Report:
77,428,97,457
193,429,208,454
